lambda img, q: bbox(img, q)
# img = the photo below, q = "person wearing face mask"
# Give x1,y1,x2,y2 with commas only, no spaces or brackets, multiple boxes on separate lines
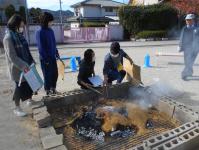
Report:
179,14,199,80
103,42,133,85
3,14,35,117
36,12,60,95
77,49,96,89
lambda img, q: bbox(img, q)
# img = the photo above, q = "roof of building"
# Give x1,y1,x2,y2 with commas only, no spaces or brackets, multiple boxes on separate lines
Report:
67,16,115,22
71,0,124,8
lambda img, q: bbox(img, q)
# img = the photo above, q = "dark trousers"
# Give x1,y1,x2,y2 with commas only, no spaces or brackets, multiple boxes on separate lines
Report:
40,59,58,91
13,81,33,102
108,70,126,84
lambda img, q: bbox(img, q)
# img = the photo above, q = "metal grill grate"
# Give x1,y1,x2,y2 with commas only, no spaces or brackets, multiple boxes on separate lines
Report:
49,98,180,150
63,119,176,150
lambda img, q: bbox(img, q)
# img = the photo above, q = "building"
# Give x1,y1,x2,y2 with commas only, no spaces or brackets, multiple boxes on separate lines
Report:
129,0,164,6
0,0,26,23
68,0,124,28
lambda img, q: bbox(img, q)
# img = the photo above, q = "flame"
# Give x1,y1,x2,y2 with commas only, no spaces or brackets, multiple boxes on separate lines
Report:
126,103,149,134
95,100,179,135
63,99,180,135
96,100,149,134
96,108,132,133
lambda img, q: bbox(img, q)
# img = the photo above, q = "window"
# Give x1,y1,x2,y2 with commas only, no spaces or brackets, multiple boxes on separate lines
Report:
105,7,113,12
75,8,80,16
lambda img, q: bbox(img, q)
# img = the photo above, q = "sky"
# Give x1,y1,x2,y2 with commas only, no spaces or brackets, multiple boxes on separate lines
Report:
27,0,129,11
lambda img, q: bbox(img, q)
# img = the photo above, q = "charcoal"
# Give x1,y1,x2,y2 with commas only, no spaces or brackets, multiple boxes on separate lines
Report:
72,111,105,141
110,125,136,138
72,112,102,132
110,129,135,138
72,109,137,141
77,127,105,142
146,119,154,129
110,130,123,137
101,106,115,112
118,107,128,117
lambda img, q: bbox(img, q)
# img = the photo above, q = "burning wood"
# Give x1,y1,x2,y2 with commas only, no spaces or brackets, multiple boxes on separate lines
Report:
95,101,156,135
96,107,132,133
51,99,180,144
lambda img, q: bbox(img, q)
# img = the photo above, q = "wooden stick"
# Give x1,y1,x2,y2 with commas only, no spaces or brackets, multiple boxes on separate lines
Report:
103,85,109,98
87,86,103,95
171,106,176,119
81,81,103,95
54,113,82,128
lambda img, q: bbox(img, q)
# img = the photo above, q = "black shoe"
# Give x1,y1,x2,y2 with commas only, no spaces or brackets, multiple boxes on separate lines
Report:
46,90,53,96
182,76,188,81
52,89,62,95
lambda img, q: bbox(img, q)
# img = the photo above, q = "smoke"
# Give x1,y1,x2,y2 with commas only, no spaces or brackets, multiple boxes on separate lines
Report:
128,80,182,110
167,26,181,39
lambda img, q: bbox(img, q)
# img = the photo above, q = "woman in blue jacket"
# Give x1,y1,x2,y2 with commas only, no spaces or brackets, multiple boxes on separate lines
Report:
36,12,60,95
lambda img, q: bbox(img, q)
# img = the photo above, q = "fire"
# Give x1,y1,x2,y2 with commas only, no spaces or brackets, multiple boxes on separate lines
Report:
61,99,180,140
95,100,179,135
96,108,132,132
96,101,149,134
126,103,150,134
51,99,181,149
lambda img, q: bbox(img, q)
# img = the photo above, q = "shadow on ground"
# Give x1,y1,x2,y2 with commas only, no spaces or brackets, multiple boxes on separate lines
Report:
186,76,199,81
168,62,199,66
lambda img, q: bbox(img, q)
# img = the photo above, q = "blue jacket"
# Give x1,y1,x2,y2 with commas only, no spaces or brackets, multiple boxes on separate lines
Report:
193,27,199,52
179,25,199,51
103,49,127,75
36,27,59,62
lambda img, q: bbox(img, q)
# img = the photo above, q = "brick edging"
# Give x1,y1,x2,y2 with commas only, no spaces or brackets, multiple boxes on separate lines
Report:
32,103,67,150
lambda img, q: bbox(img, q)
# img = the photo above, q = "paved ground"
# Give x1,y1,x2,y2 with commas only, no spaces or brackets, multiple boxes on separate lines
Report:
0,40,199,150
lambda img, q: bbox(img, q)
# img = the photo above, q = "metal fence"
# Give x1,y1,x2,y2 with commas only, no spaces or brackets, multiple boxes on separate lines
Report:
64,27,110,43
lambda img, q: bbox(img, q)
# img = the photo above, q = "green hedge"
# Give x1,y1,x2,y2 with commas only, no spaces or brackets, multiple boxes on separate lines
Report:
118,4,178,38
81,22,106,27
136,30,167,39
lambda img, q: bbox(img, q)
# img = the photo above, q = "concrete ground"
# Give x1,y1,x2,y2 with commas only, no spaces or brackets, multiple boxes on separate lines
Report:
0,40,199,150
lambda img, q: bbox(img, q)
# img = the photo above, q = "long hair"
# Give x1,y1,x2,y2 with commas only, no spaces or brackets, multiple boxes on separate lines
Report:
84,49,94,63
7,14,24,32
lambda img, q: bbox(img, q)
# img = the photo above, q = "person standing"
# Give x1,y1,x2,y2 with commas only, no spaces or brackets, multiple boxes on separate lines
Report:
36,12,60,95
77,49,96,89
179,14,199,80
3,14,35,117
103,42,133,85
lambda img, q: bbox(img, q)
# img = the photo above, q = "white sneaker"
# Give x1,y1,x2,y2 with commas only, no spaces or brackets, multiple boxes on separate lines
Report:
13,107,27,117
26,99,35,107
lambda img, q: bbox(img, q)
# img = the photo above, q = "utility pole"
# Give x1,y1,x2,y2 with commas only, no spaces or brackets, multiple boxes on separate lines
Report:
59,0,64,43
59,0,63,25
25,0,30,44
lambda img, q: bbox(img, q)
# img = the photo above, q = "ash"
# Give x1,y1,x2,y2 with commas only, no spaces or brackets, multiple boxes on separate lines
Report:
72,111,136,142
109,125,136,138
77,127,105,142
73,112,105,142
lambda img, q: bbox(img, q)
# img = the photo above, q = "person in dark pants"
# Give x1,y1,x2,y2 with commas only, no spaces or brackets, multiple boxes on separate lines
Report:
77,49,95,89
179,14,199,80
3,14,35,117
103,42,133,85
36,12,60,95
